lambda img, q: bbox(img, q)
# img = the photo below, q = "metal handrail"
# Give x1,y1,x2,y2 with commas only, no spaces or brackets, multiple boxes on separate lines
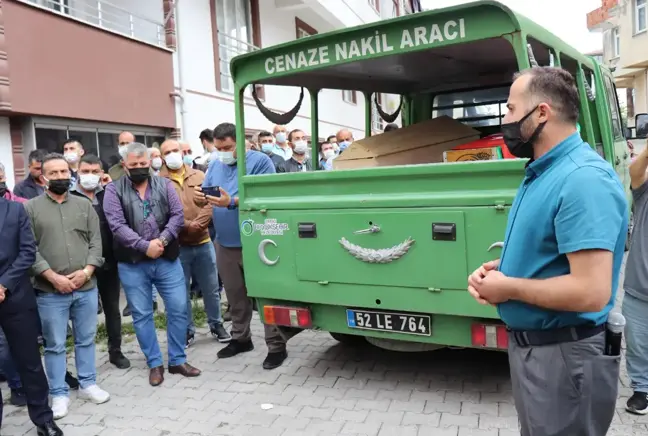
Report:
21,0,165,47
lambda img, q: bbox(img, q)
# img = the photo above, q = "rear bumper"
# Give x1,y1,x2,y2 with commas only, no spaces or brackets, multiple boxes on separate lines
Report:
257,298,507,350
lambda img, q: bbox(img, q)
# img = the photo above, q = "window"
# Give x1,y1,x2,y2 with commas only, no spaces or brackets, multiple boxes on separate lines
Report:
432,87,509,127
368,0,380,12
215,0,256,93
295,18,317,39
372,94,384,132
392,0,400,17
637,0,647,33
612,27,620,58
68,129,99,156
35,127,67,154
603,76,625,140
342,90,357,105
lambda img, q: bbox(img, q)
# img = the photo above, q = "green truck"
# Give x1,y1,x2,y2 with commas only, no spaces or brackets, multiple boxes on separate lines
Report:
229,1,632,352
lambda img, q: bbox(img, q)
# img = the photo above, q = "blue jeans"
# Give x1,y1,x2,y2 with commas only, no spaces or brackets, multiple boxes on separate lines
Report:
0,327,21,390
622,292,648,393
36,289,98,397
118,258,187,368
179,243,223,335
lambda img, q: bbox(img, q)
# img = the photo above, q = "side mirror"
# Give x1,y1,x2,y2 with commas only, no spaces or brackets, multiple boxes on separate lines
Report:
625,127,634,139
636,113,648,139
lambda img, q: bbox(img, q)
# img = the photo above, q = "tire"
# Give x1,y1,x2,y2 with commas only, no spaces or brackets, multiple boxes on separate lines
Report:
330,332,367,346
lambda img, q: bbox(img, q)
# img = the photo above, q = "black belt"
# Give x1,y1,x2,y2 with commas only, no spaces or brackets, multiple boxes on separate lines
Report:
508,323,605,347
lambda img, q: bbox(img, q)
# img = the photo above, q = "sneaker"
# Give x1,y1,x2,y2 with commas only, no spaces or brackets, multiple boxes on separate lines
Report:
217,339,254,359
10,388,27,407
65,371,79,390
78,384,110,404
51,396,70,420
186,332,195,349
211,324,232,343
262,349,288,370
109,350,131,369
122,305,132,317
627,391,648,415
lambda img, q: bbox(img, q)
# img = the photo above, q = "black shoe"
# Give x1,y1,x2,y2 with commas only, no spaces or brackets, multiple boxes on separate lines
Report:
109,350,131,369
627,391,648,415
97,300,104,315
65,371,79,390
122,305,132,317
210,324,232,343
0,373,6,382
186,332,195,349
217,339,253,358
36,420,63,436
153,301,159,312
262,349,288,370
10,388,27,407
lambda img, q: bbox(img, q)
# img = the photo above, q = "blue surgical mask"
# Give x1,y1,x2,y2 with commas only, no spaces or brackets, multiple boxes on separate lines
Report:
339,140,351,151
275,132,287,143
218,151,237,166
261,143,275,153
183,154,193,165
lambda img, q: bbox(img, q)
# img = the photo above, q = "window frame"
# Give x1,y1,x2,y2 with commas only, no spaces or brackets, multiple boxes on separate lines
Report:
212,0,263,97
392,0,400,17
636,0,647,34
342,89,357,105
612,27,620,58
295,17,317,39
602,75,625,141
368,0,380,13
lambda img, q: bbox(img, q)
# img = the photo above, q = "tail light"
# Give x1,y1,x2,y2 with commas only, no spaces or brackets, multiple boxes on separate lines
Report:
263,305,312,328
471,323,508,349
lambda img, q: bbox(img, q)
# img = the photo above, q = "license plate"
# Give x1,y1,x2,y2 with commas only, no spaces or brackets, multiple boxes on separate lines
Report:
346,309,431,336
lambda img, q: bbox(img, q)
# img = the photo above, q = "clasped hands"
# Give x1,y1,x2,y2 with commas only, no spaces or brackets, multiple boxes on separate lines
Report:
50,270,89,294
467,260,513,305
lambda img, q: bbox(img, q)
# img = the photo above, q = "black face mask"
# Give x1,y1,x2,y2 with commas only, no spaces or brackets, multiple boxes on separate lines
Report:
501,106,546,159
47,179,70,195
0,182,6,197
127,167,150,185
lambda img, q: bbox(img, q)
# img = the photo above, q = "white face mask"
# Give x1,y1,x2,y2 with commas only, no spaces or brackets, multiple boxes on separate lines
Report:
164,152,183,170
118,145,127,157
79,174,100,191
323,149,335,160
275,132,287,143
151,157,163,170
218,151,236,165
293,140,308,155
64,152,79,164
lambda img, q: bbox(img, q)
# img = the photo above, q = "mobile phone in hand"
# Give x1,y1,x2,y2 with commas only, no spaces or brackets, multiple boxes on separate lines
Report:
202,186,221,197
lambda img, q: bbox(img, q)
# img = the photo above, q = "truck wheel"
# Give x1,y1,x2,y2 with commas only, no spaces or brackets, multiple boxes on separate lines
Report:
330,333,366,346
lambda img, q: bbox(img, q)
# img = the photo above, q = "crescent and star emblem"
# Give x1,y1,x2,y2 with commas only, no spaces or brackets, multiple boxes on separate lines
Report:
258,239,279,266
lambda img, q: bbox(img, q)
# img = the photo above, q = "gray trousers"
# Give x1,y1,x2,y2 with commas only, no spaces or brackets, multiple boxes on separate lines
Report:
214,242,287,353
508,331,619,436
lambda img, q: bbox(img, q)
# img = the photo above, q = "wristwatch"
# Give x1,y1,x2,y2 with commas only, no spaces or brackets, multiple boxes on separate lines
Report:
159,236,169,247
227,197,238,210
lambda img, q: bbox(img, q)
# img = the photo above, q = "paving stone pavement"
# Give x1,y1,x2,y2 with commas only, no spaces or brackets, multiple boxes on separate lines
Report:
2,269,646,435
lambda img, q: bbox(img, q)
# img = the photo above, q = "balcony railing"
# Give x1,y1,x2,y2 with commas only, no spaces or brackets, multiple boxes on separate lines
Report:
21,0,165,47
217,31,259,93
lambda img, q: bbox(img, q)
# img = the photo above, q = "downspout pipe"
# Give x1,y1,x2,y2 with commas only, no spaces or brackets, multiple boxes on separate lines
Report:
173,0,188,141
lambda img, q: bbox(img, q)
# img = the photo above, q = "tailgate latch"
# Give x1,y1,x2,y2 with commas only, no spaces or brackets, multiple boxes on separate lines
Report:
353,224,381,235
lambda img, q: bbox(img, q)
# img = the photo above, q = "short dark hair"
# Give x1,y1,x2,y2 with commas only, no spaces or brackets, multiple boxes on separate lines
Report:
258,130,272,140
213,123,236,141
199,128,214,142
514,67,580,124
384,123,399,132
326,135,336,142
288,129,304,142
318,141,331,153
28,149,46,165
62,139,83,151
80,153,102,167
42,153,67,170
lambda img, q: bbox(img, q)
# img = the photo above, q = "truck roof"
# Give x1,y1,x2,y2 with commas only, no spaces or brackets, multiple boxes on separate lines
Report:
230,0,596,95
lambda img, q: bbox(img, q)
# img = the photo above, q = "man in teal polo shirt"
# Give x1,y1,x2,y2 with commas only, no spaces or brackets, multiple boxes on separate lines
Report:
468,67,628,436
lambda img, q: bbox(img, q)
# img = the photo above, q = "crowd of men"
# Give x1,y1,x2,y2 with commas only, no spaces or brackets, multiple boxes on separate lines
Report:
0,118,370,435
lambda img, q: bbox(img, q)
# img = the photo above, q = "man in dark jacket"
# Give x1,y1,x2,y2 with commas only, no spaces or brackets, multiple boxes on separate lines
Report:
0,197,62,435
14,149,47,200
71,154,130,369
